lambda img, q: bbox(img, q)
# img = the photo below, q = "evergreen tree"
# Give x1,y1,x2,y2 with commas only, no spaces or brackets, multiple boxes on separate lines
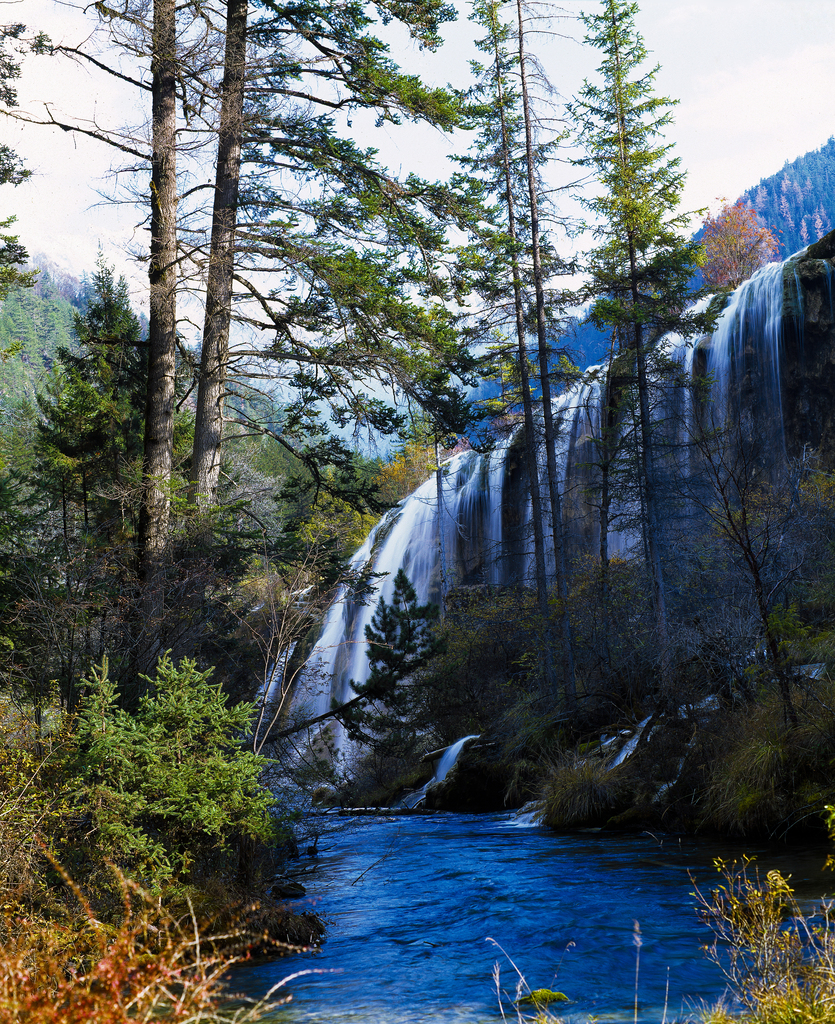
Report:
456,0,574,699
207,0,481,510
0,23,45,299
18,0,481,606
36,254,145,541
343,569,441,754
73,654,277,886
513,0,576,702
568,0,712,690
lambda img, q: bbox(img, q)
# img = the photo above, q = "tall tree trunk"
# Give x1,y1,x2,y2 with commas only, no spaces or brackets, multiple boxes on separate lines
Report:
191,0,248,507
516,0,576,705
434,437,448,622
629,248,672,691
489,6,556,696
138,0,177,657
597,344,616,680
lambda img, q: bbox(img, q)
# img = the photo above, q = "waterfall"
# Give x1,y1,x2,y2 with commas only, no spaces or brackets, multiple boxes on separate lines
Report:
295,439,516,754
293,252,819,756
702,259,791,450
400,734,480,809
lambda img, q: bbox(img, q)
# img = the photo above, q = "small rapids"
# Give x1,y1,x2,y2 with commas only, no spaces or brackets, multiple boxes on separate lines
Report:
399,735,480,809
232,815,833,1024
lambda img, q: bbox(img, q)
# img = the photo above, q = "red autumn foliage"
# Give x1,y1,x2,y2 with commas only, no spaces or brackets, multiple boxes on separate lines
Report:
701,199,779,290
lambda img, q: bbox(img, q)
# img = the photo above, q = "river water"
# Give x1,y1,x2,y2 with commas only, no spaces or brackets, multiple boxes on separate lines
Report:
233,812,833,1024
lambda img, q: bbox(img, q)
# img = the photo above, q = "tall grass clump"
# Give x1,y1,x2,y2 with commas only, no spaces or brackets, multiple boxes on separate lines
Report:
540,753,629,828
705,679,835,836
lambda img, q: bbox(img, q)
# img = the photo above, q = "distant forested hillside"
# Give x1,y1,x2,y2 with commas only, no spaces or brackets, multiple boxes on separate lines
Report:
0,259,149,412
741,136,835,256
0,271,81,409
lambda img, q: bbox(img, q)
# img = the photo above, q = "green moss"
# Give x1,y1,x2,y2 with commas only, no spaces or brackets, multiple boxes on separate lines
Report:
518,989,569,1007
576,740,601,755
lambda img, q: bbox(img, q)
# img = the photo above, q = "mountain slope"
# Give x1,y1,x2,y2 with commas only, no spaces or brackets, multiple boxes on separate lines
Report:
0,273,81,409
741,136,835,256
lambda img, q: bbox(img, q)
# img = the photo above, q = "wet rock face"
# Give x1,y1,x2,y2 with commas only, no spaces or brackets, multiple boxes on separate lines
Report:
781,247,835,464
423,742,519,812
805,227,835,262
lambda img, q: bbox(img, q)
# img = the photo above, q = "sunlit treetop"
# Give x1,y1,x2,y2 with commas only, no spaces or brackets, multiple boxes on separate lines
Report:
701,199,779,291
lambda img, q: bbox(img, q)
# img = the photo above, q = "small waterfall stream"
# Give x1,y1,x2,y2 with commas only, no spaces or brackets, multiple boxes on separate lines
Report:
294,254,817,756
400,734,480,808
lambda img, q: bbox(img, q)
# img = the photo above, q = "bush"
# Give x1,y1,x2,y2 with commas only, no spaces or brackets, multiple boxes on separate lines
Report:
73,654,278,887
695,859,835,1024
0,864,295,1024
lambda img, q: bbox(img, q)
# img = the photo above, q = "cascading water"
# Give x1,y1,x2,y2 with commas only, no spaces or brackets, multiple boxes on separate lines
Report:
400,734,480,808
702,258,794,451
294,251,830,757
295,439,517,755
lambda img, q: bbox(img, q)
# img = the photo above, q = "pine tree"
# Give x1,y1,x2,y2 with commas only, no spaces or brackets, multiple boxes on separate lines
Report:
456,0,574,699
513,0,576,702
568,0,712,691
343,569,441,754
74,654,276,885
19,1,479,529
209,0,481,507
36,254,145,541
0,23,44,299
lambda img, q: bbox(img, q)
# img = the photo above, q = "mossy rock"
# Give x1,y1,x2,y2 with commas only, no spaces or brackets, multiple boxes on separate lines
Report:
604,802,662,831
576,740,601,755
518,989,569,1007
805,227,835,261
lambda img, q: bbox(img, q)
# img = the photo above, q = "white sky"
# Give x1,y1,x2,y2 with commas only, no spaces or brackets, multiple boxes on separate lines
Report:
2,0,834,305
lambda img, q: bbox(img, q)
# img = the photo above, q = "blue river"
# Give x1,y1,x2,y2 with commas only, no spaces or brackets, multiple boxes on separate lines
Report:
232,812,833,1024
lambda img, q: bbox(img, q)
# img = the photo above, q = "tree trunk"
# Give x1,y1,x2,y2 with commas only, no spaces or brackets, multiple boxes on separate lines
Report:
434,437,448,621
489,9,556,696
597,347,616,680
191,0,248,507
628,237,672,692
516,0,576,705
138,0,177,656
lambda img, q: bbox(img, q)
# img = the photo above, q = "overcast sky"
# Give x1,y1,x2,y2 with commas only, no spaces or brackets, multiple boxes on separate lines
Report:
3,0,834,304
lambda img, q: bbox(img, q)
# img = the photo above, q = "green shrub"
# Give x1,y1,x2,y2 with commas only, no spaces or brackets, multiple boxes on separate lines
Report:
73,654,277,887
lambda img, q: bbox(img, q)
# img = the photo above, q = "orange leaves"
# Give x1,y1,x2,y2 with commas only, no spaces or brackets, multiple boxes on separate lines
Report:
702,199,779,290
0,864,293,1024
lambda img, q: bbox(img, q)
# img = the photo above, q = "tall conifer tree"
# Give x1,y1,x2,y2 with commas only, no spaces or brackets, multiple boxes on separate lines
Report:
458,0,576,699
568,0,711,690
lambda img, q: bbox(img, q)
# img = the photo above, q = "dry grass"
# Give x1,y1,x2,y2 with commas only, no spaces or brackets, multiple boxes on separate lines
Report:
539,752,629,828
0,860,309,1024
